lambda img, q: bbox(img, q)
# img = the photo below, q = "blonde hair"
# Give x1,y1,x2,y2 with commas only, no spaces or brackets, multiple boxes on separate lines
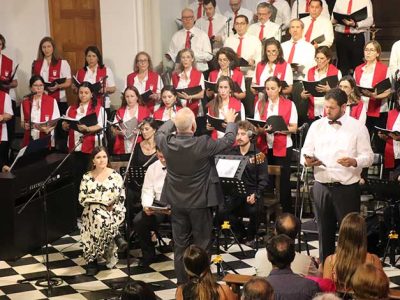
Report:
351,263,389,299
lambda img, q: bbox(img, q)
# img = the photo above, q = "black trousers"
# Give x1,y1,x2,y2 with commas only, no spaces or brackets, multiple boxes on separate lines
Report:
171,206,213,285
133,211,168,262
268,147,293,213
313,181,360,263
335,32,365,76
0,141,10,169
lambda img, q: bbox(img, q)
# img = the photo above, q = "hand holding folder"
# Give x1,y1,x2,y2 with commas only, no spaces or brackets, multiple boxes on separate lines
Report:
62,113,98,133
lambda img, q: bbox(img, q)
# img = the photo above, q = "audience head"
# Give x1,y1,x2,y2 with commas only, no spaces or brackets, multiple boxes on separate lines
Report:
289,19,304,41
315,46,332,70
121,86,144,107
84,45,104,68
139,117,158,141
215,47,239,71
134,51,153,73
266,234,295,269
0,34,6,51
256,2,273,24
89,146,110,171
121,280,157,300
339,75,362,103
175,107,196,133
324,88,347,121
234,15,249,36
275,213,300,240
236,120,255,147
37,36,60,63
364,40,382,62
177,48,195,71
181,8,195,30
312,293,342,300
160,85,178,108
29,75,45,97
351,263,389,300
242,277,274,300
262,39,285,64
183,245,220,299
204,0,216,18
335,212,368,289
309,0,323,19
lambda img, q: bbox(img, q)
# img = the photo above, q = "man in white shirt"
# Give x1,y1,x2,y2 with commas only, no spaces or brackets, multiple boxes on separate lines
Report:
291,0,330,20
332,0,374,75
248,2,281,42
167,8,213,72
224,0,254,36
195,0,228,53
301,88,374,262
133,149,170,267
302,0,334,48
255,0,291,32
389,40,400,81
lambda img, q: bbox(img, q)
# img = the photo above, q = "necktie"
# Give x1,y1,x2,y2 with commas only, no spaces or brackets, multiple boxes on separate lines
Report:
185,31,191,49
197,2,202,19
344,0,353,33
208,17,213,38
305,0,310,12
287,42,296,64
259,24,265,41
328,120,342,126
237,37,244,58
304,18,315,42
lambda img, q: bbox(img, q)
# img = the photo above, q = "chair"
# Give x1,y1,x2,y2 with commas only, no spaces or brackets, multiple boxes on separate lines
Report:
263,165,282,227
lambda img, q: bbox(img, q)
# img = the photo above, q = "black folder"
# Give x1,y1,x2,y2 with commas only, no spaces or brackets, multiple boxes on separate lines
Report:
73,76,103,94
311,34,325,45
247,116,288,133
333,7,368,25
238,58,249,67
207,114,226,132
62,113,98,133
205,80,217,92
252,85,265,93
299,13,309,19
358,78,391,95
175,85,203,96
375,126,400,136
302,75,339,97
140,89,154,103
154,119,166,128
44,78,67,91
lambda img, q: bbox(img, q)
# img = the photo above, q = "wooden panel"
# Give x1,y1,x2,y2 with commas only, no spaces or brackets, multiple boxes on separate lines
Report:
48,0,102,104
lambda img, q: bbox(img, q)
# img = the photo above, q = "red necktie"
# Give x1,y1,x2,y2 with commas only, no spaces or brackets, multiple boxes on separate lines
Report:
197,3,202,19
305,0,310,12
259,24,265,41
344,0,353,34
287,42,296,64
185,31,191,49
304,18,315,42
237,37,244,57
208,17,213,37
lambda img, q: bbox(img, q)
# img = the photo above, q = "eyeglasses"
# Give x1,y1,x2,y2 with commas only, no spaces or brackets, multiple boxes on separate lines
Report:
234,22,247,26
364,48,377,52
137,59,148,63
182,16,194,20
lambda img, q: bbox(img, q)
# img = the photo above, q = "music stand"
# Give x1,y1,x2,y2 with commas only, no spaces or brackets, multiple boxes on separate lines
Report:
120,166,147,186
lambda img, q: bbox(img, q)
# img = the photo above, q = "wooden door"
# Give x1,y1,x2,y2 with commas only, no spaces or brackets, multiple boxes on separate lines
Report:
48,0,102,103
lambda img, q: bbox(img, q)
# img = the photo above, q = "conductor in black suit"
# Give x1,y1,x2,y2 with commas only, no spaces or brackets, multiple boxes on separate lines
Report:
155,107,238,284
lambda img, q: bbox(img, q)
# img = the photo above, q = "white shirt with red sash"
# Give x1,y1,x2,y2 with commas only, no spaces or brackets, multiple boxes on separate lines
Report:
208,68,246,92
384,109,400,168
20,94,60,147
76,65,116,109
33,59,71,102
153,105,182,121
354,61,390,117
253,61,293,87
254,96,297,156
0,91,13,141
0,54,17,100
345,101,367,125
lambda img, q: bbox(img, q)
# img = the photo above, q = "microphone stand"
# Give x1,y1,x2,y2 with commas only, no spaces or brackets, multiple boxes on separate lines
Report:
100,76,108,148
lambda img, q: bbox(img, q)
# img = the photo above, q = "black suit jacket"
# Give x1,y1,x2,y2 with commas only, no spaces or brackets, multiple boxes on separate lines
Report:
155,120,237,208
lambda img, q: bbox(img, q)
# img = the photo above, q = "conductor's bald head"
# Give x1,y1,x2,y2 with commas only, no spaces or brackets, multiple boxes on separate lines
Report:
174,107,197,133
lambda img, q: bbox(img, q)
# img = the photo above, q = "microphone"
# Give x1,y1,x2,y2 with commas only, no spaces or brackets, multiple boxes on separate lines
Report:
190,34,195,40
136,120,145,129
298,123,309,132
226,17,232,23
23,91,37,98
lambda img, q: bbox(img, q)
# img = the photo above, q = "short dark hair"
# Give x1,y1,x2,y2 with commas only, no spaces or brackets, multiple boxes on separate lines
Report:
29,75,45,87
121,280,157,300
315,46,332,61
235,14,249,24
237,120,255,132
325,88,348,106
275,213,300,240
84,45,104,69
203,0,216,7
310,0,323,7
242,277,274,300
266,234,295,269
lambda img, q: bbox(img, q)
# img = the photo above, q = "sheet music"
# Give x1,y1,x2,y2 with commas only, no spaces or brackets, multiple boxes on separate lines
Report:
216,159,241,178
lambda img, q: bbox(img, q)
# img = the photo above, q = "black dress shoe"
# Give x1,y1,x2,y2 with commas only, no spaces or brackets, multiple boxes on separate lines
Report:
115,235,128,253
86,261,99,276
138,256,155,267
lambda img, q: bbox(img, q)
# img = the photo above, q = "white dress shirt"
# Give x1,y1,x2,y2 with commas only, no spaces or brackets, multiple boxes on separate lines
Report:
281,39,315,80
141,159,167,208
252,62,293,86
248,20,281,42
302,15,334,48
210,69,246,92
301,114,374,184
389,40,400,80
357,62,390,113
224,7,254,36
195,13,228,52
168,26,213,72
0,92,13,141
38,59,72,102
291,0,330,20
256,0,291,30
254,99,297,149
332,0,373,34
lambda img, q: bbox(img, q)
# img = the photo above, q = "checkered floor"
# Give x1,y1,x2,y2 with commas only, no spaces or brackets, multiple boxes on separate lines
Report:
1,228,400,300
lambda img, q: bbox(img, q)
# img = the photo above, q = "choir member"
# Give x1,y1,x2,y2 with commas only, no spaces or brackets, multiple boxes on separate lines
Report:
291,0,330,20
248,2,281,42
339,75,367,124
224,0,254,36
154,86,182,121
254,0,291,32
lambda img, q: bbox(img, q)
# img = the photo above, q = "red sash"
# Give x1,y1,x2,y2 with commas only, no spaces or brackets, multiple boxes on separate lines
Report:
349,101,364,120
208,68,244,89
307,64,339,120
113,105,151,154
0,91,5,140
0,55,13,93
207,97,241,140
21,94,55,147
171,68,202,115
256,96,292,157
67,101,101,153
153,105,182,120
254,62,287,85
354,61,388,118
126,71,159,113
76,66,107,105
384,109,400,168
33,59,62,101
